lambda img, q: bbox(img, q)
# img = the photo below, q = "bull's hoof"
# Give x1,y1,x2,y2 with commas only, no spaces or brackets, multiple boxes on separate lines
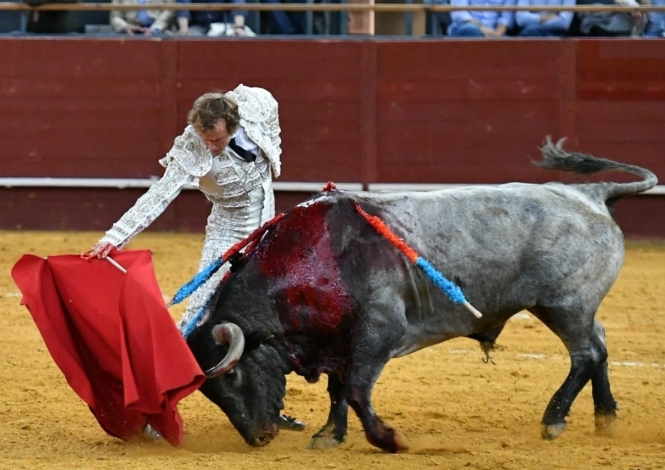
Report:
541,422,567,440
308,435,345,450
595,414,618,437
392,429,410,452
279,414,306,432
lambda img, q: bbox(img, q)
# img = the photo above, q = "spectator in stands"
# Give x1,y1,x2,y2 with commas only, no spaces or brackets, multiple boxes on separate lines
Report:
24,0,81,33
573,0,645,36
516,0,574,35
425,0,452,35
448,0,516,37
644,0,665,36
0,8,22,34
0,0,22,33
260,0,306,34
176,0,254,36
110,0,175,35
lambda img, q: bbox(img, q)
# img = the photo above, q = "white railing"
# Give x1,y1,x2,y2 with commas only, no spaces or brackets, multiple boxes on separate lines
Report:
0,177,662,195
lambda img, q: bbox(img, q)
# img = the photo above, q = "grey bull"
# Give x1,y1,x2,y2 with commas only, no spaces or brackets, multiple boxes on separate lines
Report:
186,138,658,452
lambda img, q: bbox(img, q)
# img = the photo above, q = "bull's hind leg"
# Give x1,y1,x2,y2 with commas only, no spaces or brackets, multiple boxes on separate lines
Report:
590,321,619,435
309,373,349,449
530,306,609,440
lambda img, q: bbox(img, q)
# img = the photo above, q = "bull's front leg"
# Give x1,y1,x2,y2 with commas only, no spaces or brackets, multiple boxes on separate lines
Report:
308,373,348,449
346,360,409,453
343,287,409,452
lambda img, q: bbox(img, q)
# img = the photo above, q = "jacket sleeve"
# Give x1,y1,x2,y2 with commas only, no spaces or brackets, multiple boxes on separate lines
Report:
516,0,541,27
228,85,282,177
450,0,473,24
110,0,130,31
151,0,175,31
498,0,516,27
544,0,575,31
99,160,195,248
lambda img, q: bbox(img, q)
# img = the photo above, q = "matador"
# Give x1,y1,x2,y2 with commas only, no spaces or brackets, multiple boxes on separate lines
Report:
89,84,304,431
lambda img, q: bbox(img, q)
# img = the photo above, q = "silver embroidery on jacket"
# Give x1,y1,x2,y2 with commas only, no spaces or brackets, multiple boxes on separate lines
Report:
101,84,281,331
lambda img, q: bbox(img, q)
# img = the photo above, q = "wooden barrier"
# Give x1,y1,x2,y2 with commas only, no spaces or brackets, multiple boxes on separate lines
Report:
0,38,663,237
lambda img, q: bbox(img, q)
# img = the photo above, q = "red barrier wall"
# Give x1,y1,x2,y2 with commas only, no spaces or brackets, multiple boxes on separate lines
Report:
0,38,663,237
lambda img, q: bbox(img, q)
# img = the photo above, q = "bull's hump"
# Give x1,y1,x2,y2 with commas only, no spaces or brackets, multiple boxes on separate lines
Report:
256,199,353,335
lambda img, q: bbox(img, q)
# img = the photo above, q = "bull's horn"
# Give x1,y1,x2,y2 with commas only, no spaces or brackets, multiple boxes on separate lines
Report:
205,323,245,378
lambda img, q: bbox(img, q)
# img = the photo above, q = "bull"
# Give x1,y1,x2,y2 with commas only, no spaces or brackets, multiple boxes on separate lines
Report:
186,138,657,452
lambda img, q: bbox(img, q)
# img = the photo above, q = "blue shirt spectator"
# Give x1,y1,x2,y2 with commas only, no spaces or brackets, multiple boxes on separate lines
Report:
644,0,665,37
448,0,516,37
516,0,574,36
176,0,249,36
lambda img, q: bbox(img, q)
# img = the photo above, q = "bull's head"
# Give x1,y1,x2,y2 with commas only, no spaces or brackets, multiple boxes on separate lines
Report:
189,322,288,447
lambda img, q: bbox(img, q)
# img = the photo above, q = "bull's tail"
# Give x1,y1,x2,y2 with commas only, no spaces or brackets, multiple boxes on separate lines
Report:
535,136,658,201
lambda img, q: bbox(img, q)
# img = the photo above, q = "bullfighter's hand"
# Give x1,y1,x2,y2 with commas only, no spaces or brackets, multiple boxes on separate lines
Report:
86,241,116,259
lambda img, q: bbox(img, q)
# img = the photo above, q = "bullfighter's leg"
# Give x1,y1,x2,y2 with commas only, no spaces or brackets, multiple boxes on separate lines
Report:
530,306,607,440
309,373,349,449
589,321,618,435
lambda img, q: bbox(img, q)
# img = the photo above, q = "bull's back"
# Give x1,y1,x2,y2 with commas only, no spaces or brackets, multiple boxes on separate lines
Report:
348,184,625,326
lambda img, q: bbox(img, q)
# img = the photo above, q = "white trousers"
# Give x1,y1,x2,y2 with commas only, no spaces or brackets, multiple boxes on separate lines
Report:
176,185,270,332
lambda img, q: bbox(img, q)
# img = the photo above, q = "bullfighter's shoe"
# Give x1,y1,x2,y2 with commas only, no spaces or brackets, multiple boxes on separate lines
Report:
279,414,306,431
142,423,163,440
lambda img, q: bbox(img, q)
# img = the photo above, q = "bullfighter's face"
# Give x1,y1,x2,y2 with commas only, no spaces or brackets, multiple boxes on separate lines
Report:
199,119,232,156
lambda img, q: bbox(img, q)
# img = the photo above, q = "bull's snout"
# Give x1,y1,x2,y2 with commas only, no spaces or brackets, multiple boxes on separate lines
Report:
250,423,279,447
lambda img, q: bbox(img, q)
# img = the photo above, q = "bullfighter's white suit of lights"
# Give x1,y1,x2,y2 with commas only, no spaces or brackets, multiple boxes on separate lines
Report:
100,85,282,331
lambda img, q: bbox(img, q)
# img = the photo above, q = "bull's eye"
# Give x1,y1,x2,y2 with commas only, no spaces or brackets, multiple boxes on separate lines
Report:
225,367,242,387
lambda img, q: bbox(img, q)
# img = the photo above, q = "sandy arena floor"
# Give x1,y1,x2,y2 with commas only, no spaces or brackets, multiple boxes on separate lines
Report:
1,231,664,470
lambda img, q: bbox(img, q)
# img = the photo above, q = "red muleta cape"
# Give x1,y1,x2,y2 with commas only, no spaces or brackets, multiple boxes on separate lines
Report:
11,250,205,446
